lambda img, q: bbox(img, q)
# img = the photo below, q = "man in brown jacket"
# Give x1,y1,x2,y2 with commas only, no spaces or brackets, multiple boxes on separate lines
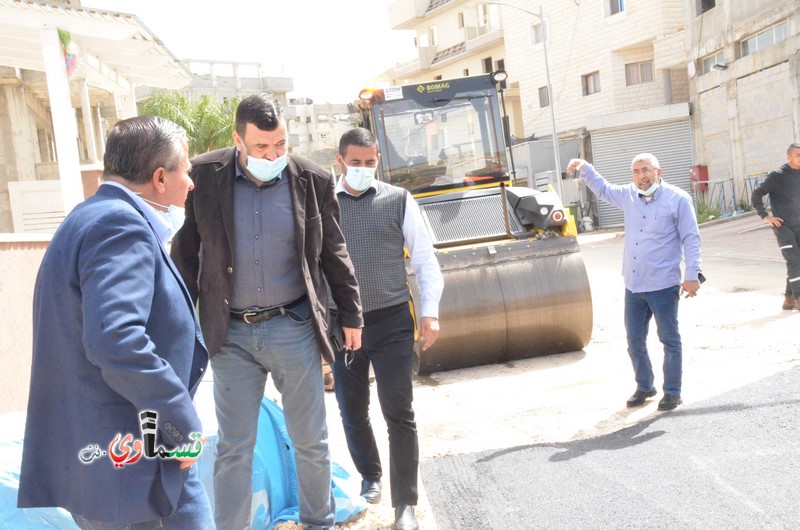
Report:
171,94,362,530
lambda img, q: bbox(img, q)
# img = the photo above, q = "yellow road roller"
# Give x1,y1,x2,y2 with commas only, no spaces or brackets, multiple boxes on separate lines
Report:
357,74,592,374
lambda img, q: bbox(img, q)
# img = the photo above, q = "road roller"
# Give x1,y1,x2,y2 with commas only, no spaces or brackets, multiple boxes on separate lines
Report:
357,74,593,374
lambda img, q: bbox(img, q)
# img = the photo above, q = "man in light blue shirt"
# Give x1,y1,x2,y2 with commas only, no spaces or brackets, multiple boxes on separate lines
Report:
568,153,702,411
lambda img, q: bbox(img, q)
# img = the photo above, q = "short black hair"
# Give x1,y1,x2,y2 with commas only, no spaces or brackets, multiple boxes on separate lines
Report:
103,115,186,185
338,127,378,157
235,94,285,138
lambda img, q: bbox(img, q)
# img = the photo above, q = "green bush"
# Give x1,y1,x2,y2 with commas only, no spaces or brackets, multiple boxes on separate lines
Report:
696,202,722,224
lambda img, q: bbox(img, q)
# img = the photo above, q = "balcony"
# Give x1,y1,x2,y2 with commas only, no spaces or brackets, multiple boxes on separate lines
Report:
395,46,435,77
464,24,504,53
389,0,431,30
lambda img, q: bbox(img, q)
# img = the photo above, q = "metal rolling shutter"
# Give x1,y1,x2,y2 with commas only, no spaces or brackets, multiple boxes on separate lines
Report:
589,119,694,228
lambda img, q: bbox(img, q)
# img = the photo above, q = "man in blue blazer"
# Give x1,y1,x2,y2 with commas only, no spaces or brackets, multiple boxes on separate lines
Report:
17,116,212,529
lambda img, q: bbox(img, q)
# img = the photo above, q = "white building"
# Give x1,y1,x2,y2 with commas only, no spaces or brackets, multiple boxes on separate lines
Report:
0,0,191,233
286,100,358,169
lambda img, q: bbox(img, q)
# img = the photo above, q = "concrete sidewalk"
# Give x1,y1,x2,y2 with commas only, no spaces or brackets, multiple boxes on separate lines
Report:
194,213,799,529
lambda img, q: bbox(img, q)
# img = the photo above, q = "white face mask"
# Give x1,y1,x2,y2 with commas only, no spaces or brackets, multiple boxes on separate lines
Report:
637,181,660,197
344,166,376,192
241,143,287,182
141,198,185,235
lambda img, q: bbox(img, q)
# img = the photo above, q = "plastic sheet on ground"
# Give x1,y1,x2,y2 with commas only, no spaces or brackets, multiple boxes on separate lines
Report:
2,399,365,529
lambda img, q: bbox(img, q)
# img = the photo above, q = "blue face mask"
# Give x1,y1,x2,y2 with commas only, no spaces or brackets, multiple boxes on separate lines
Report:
637,181,660,197
241,143,287,182
344,166,376,192
141,198,185,236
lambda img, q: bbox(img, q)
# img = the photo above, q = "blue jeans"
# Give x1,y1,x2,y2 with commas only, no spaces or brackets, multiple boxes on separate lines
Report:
71,466,213,529
624,286,682,397
211,300,334,530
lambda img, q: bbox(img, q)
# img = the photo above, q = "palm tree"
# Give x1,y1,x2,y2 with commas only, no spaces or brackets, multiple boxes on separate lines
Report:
138,90,239,157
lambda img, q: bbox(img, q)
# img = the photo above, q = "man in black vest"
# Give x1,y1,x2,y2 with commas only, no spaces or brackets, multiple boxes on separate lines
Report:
332,128,443,530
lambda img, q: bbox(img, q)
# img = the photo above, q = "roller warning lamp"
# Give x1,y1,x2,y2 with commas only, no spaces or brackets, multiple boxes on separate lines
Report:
504,186,567,229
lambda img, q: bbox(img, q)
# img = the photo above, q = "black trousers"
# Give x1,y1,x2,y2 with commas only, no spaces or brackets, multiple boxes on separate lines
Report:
773,224,800,296
331,302,418,507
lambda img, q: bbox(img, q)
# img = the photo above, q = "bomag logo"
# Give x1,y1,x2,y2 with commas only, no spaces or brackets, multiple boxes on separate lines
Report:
416,82,451,94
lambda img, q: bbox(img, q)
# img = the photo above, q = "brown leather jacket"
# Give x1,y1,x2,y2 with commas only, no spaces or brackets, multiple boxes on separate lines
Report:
171,147,362,363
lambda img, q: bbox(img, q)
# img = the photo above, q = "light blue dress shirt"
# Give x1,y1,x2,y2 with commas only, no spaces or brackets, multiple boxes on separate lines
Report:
578,163,702,293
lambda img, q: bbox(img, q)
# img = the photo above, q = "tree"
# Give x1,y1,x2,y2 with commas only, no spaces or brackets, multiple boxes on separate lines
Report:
138,90,238,157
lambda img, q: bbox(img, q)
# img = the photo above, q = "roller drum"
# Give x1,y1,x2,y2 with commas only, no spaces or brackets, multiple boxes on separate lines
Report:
410,236,593,374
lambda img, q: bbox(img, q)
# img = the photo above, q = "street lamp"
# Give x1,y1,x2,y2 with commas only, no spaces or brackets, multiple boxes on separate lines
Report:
487,2,563,200
491,69,516,181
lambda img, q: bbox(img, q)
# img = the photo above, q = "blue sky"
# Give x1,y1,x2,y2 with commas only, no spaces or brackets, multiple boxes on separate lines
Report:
87,0,415,103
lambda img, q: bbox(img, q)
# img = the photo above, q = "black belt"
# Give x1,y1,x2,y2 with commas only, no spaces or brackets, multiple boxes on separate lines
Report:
230,295,307,325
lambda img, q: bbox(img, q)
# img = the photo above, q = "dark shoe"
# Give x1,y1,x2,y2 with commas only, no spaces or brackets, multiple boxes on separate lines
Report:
626,389,657,407
394,504,419,530
360,479,381,504
783,294,795,310
658,394,683,411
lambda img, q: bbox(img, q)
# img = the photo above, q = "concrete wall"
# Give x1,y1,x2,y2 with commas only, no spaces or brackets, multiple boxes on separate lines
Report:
688,0,800,202
0,236,48,413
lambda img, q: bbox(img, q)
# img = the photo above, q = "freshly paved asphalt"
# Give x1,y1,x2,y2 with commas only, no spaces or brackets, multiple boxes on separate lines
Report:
412,212,800,529
194,212,798,529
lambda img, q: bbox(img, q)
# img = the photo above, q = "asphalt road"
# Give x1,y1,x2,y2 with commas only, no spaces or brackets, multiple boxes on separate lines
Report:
192,212,798,529
342,212,800,529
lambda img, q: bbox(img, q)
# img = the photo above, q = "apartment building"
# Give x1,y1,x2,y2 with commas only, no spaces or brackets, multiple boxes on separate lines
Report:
286,101,357,168
687,0,800,210
499,0,692,227
136,60,294,109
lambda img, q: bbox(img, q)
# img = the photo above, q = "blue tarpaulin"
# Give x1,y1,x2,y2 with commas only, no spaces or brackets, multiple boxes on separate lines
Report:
2,399,365,528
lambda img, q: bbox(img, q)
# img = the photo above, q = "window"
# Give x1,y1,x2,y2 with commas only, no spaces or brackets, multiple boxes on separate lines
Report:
308,134,313,141
741,22,788,57
538,86,550,108
457,12,465,29
482,57,493,74
610,0,625,15
477,3,489,26
582,71,601,96
700,0,715,13
429,25,438,47
495,59,505,72
700,51,724,74
625,61,654,86
530,22,545,45
434,75,443,81
463,68,470,76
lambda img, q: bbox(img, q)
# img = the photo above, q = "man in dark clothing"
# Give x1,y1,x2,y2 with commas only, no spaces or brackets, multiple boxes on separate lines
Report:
752,143,800,310
331,128,443,530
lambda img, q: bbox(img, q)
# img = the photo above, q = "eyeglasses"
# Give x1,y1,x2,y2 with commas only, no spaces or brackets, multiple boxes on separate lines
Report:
632,167,656,176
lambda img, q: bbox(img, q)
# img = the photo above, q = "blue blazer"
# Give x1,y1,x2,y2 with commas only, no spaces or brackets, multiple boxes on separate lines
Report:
17,185,209,524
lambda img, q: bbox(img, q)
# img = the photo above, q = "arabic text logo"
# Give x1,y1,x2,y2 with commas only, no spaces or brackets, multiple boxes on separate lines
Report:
78,410,202,469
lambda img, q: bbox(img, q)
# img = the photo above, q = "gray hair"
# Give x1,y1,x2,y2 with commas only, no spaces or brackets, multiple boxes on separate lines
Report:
103,115,187,185
787,143,800,154
630,153,660,170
